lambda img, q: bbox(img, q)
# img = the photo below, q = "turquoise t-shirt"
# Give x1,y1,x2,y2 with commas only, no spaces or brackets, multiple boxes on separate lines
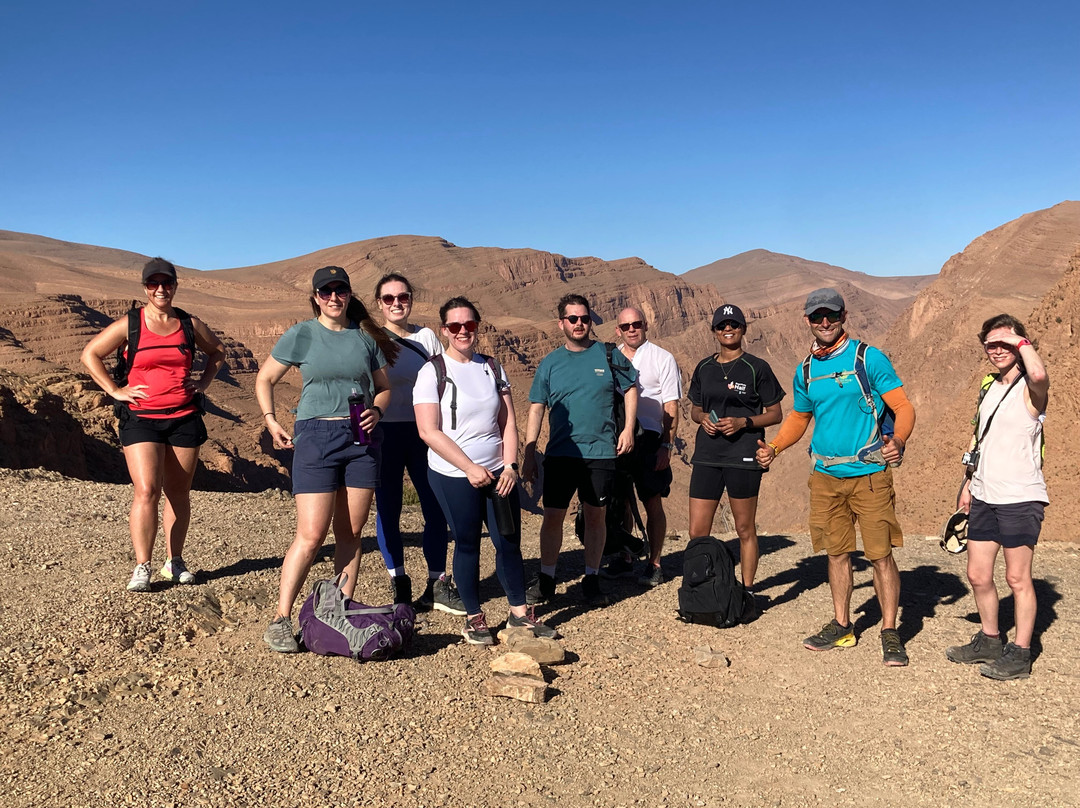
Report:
792,339,902,478
529,341,637,459
271,319,387,420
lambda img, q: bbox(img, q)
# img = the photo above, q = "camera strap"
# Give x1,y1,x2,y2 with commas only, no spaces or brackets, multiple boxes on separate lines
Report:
973,372,1024,451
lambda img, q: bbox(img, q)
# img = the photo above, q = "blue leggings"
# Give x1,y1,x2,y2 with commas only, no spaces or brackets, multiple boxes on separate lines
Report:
428,469,526,615
374,421,450,574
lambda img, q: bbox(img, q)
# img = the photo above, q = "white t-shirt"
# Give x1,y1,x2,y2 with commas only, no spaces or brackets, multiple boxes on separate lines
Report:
618,339,682,435
383,325,443,422
413,354,510,478
970,375,1048,505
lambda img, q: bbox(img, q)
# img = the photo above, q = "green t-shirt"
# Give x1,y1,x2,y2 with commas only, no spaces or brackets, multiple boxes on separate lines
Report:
528,341,637,459
270,319,387,421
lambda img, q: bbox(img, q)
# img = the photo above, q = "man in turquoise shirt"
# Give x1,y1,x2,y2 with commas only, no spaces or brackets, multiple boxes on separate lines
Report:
522,294,638,607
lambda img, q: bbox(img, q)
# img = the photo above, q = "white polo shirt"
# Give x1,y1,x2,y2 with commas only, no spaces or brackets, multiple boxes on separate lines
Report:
617,339,681,435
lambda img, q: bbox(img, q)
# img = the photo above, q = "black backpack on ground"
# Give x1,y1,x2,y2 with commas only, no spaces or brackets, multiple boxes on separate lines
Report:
677,536,745,627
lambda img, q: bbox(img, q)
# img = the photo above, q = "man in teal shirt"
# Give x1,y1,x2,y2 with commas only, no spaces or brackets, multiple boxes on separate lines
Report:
522,294,638,607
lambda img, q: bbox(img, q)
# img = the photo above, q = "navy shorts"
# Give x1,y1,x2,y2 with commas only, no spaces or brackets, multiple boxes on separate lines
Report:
542,456,616,509
291,419,380,495
119,410,207,448
968,498,1044,548
688,464,763,500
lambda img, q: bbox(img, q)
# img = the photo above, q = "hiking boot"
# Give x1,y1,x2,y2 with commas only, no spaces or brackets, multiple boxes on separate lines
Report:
582,574,610,607
803,619,856,651
391,574,412,605
433,575,467,616
415,578,437,611
638,562,665,588
507,605,560,639
979,642,1031,680
601,556,636,580
263,615,299,653
525,572,556,605
946,630,1005,664
127,561,152,592
160,557,195,584
462,613,495,646
881,629,909,667
740,589,761,624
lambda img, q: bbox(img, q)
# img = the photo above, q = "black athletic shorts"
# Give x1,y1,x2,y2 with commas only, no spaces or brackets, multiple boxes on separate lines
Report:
622,429,672,500
968,498,1044,548
119,410,207,448
688,464,762,500
542,456,616,509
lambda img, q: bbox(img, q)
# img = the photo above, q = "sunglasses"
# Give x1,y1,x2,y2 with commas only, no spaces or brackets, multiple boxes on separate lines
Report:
444,320,479,335
984,341,1014,353
618,320,645,332
144,279,176,290
380,292,412,306
808,311,843,324
562,314,591,325
713,320,743,331
316,285,351,300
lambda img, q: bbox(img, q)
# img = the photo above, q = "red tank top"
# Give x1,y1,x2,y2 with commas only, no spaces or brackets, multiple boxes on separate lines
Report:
125,310,196,419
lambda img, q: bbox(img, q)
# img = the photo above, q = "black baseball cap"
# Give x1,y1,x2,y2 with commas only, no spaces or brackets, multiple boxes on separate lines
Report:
312,266,351,290
711,304,746,328
141,257,177,283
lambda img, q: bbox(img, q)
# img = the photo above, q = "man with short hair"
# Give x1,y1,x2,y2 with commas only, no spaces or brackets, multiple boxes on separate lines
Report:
522,294,639,607
755,288,915,666
606,307,681,587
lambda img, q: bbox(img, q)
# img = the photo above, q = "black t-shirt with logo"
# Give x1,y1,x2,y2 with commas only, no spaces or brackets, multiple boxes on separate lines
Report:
687,352,786,469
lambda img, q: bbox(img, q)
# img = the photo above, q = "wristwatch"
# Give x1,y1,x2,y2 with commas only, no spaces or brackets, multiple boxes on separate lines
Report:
744,417,753,429
660,442,673,449
510,463,520,471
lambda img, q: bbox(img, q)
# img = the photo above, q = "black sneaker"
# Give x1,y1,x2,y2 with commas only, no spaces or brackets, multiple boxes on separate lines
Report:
946,630,1005,664
415,578,437,611
391,574,412,605
740,589,761,624
526,572,556,605
582,574,610,607
803,619,856,651
979,642,1031,680
881,629,909,667
507,605,560,639
637,562,665,588
462,613,495,646
433,575,467,616
600,556,636,580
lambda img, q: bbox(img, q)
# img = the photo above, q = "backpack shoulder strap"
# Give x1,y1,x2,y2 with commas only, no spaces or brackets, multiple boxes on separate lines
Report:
429,354,457,429
477,353,510,392
173,307,196,357
853,340,872,400
800,353,812,387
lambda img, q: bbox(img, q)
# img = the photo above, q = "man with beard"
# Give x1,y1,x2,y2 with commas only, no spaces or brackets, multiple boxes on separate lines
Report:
522,294,639,607
755,288,915,666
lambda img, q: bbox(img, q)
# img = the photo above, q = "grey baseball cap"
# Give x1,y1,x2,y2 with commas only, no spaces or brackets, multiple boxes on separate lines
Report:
804,287,845,315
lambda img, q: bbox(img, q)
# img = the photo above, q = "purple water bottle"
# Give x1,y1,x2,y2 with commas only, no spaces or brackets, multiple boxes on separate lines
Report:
348,388,370,446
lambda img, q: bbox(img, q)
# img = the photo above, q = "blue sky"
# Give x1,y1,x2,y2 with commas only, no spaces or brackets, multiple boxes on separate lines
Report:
2,2,1077,277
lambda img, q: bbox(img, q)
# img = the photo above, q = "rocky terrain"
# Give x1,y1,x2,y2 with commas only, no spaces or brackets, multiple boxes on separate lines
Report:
2,467,1079,808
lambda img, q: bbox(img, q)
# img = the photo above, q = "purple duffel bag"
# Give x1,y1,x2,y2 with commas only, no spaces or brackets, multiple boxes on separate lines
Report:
298,573,416,661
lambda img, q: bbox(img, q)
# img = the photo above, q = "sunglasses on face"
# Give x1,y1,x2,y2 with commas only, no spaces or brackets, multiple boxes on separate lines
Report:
144,280,176,290
808,310,843,324
444,320,479,335
618,320,645,332
316,285,351,300
984,341,1014,353
380,292,412,306
562,314,591,325
713,320,742,331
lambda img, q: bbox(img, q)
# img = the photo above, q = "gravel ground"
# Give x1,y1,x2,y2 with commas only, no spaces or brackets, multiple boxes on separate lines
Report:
1,467,1078,808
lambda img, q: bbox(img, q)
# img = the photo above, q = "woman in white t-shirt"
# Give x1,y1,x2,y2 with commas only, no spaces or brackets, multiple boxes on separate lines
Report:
414,297,557,645
372,273,460,614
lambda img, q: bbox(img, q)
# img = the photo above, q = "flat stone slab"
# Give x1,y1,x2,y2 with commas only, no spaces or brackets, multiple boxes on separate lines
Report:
481,672,549,703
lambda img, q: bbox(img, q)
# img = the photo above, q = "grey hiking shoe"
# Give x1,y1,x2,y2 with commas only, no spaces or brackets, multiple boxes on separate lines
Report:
803,619,856,651
462,613,495,646
433,575,467,616
946,630,1005,664
264,615,300,653
507,605,560,639
979,642,1031,680
160,557,195,584
127,561,152,592
881,629,909,667
638,562,665,588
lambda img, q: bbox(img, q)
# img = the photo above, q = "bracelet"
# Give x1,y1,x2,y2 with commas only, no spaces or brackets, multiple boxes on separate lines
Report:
371,404,383,418
660,442,673,449
263,412,275,419
768,441,780,456
1017,339,1032,348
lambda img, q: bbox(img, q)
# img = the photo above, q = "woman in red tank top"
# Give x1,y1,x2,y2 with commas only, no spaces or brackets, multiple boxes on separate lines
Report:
81,258,227,593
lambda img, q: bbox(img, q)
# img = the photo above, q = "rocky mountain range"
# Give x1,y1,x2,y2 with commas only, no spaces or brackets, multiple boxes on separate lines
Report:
1,200,1078,540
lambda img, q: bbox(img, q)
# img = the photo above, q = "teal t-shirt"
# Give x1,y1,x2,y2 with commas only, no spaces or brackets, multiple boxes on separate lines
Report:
529,341,637,459
271,319,387,421
792,339,902,478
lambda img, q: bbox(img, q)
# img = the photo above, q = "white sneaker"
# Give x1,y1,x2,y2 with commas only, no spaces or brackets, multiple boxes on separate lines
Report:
160,557,195,584
127,561,152,592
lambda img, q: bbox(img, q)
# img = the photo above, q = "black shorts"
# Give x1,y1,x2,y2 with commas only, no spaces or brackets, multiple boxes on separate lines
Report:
542,456,616,509
968,498,1044,548
119,410,207,448
621,430,672,500
688,464,762,500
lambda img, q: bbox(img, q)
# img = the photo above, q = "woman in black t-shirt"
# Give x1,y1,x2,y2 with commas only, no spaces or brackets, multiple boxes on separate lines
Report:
687,306,785,597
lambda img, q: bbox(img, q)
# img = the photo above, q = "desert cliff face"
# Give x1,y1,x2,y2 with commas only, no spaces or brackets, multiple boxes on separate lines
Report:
1,201,1078,540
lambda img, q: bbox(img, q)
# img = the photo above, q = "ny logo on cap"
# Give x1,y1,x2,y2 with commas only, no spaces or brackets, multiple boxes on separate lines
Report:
723,306,733,315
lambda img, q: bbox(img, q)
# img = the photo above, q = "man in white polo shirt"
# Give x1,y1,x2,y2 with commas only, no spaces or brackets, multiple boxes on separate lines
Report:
609,307,682,586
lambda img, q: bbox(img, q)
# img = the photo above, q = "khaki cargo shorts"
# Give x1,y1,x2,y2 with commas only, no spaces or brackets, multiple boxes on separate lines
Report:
807,469,903,560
